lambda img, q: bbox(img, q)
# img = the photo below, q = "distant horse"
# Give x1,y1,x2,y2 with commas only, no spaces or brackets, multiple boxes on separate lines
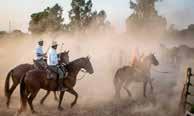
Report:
4,50,69,108
113,53,159,98
18,57,94,114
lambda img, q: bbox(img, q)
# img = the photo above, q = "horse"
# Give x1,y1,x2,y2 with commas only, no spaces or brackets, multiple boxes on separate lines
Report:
18,57,94,114
4,50,69,108
113,53,159,99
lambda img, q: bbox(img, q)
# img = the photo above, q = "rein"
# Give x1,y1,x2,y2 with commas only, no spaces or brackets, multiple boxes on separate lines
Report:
152,68,171,74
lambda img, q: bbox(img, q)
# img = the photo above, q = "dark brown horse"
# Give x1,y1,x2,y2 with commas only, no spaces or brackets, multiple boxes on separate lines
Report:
18,57,94,114
114,54,159,99
4,50,69,108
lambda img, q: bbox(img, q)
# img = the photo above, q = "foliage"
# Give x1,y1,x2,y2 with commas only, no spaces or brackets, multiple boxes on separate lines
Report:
126,0,167,34
68,0,109,32
28,4,65,34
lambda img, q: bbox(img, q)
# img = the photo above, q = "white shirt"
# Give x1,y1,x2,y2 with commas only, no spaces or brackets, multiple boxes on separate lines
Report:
35,45,44,60
47,48,58,66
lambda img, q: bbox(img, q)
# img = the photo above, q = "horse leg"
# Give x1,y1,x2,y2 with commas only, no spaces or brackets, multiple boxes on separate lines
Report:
149,79,154,95
40,90,50,105
116,83,122,99
27,90,39,113
58,91,65,111
114,79,123,99
53,91,58,101
67,88,78,108
6,83,18,108
143,81,148,97
123,81,132,97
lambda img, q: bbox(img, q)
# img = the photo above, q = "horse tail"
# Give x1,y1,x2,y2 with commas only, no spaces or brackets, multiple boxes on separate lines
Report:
20,74,27,111
4,69,13,97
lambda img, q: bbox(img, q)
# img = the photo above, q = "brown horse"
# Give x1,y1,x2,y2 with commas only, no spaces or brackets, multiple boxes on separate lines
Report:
4,50,69,108
113,53,159,99
18,57,94,114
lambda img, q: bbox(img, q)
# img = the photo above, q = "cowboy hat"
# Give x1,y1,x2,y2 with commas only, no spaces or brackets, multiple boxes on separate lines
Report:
51,41,58,46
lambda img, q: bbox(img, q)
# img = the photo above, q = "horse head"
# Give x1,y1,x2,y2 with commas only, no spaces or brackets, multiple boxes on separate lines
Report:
59,50,69,64
82,56,94,74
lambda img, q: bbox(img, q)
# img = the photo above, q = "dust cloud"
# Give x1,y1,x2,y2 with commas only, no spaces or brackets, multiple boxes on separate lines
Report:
0,32,188,116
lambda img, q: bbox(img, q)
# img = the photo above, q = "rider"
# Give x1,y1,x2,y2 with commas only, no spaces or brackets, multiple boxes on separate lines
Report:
47,41,66,91
35,40,47,69
131,47,140,67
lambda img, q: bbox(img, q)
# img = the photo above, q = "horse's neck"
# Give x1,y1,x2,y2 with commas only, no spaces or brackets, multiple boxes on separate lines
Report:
67,60,83,78
58,54,63,64
142,58,152,72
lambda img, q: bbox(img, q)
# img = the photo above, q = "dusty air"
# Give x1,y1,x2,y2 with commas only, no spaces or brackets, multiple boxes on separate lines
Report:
0,0,194,116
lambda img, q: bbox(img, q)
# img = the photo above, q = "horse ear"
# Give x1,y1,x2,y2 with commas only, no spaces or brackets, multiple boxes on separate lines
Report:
87,56,90,60
64,50,69,53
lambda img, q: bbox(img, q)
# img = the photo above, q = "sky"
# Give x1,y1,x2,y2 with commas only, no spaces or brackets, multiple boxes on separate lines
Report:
0,0,194,32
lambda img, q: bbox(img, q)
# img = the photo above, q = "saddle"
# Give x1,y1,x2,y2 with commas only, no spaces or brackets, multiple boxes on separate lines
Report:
33,59,47,70
46,69,58,80
46,64,68,80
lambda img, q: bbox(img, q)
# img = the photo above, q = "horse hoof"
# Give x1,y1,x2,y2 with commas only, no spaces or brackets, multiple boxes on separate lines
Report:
32,110,37,114
58,107,64,111
6,101,10,109
70,103,76,108
6,105,10,109
17,109,22,115
144,94,147,98
40,100,44,105
54,97,58,101
16,111,21,116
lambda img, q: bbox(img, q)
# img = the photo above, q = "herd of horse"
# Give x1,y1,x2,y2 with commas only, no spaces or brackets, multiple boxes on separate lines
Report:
4,49,159,114
160,44,194,65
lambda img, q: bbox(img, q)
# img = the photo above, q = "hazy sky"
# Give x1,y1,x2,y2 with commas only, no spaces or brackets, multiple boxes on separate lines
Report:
0,0,194,32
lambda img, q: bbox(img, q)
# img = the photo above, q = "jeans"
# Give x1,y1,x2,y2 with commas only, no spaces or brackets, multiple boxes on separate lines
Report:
49,66,64,79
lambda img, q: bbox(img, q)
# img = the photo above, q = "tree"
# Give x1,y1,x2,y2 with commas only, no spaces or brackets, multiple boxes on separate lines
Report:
67,0,110,33
89,10,111,32
68,0,93,31
29,4,65,34
126,0,166,35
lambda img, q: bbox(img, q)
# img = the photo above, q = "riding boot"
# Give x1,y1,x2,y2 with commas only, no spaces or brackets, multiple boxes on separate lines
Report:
58,79,66,91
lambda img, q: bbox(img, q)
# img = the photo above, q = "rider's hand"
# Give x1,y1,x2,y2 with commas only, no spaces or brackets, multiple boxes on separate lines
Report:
43,53,47,58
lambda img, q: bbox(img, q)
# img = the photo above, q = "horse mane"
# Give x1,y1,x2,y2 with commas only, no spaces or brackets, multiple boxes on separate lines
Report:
142,54,152,62
66,57,86,70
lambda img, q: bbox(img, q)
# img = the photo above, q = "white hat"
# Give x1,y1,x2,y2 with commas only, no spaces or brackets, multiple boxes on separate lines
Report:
51,41,58,46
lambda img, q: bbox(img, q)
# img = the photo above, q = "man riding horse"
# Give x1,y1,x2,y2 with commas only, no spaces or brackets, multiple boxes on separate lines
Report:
131,47,144,69
47,41,67,91
5,40,70,108
34,40,47,69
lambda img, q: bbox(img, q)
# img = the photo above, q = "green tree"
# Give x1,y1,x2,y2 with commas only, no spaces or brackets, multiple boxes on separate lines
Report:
126,0,166,34
68,0,93,31
29,4,65,34
68,0,109,33
90,10,111,31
